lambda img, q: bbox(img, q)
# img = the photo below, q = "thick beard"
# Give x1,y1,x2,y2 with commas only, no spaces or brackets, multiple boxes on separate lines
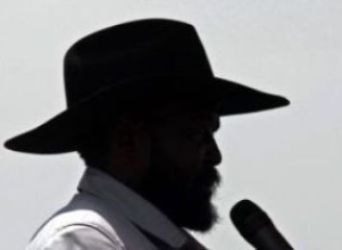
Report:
139,162,221,232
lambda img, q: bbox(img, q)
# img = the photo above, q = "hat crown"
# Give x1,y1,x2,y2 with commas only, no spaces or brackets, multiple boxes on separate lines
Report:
64,19,214,107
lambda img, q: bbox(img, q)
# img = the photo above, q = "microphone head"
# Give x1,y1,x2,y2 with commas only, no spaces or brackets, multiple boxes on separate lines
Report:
230,199,273,243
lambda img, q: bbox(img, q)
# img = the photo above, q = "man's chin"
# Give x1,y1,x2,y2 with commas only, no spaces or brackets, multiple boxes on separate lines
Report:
181,186,220,232
176,200,219,232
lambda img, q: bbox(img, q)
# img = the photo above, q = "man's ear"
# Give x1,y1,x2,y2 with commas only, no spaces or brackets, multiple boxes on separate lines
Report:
105,117,152,187
114,117,150,150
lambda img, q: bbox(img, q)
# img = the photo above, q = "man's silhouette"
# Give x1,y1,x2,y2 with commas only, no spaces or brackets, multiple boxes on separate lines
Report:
5,19,289,249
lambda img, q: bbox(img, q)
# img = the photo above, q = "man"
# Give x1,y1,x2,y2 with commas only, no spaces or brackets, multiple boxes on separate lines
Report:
5,19,289,249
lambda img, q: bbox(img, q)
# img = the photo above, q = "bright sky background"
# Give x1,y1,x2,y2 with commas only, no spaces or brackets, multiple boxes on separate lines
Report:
1,1,341,249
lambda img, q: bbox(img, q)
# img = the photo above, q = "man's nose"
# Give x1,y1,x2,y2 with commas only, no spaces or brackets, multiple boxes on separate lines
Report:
205,135,222,167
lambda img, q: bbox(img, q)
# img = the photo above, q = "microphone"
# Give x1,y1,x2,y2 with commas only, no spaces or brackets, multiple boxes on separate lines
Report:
230,199,294,250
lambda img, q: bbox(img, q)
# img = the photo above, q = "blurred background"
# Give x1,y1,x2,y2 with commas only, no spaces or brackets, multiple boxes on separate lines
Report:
1,1,341,249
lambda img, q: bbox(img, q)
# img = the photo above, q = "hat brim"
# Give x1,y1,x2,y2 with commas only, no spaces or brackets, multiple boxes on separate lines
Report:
4,76,289,154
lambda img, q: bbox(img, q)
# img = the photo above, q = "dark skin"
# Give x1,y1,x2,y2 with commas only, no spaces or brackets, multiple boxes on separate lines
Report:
103,103,222,232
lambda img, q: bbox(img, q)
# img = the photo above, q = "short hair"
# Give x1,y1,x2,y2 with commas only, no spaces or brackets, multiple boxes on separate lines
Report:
76,106,159,169
77,112,117,169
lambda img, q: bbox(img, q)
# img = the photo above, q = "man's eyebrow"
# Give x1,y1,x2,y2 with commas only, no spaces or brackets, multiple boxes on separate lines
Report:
213,119,220,132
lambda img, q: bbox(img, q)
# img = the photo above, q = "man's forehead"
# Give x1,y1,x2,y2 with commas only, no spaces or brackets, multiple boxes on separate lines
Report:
158,100,219,115
187,111,218,122
159,106,220,129
149,100,220,128
189,112,220,130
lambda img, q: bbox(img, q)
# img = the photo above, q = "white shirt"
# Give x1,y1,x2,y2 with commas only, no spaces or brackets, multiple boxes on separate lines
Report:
26,167,205,249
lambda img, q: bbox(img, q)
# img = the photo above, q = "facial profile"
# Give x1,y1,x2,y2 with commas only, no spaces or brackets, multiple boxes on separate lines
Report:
139,104,222,232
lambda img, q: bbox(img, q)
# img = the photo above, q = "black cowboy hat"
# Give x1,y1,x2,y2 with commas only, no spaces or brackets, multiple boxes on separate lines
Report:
4,18,289,154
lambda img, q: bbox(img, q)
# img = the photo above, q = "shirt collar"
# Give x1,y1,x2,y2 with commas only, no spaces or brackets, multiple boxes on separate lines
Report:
77,167,188,248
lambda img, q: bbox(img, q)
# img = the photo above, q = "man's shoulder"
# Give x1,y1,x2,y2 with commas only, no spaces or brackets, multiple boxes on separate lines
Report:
27,193,124,249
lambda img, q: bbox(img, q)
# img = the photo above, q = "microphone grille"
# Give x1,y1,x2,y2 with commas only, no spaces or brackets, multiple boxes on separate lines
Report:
230,199,273,240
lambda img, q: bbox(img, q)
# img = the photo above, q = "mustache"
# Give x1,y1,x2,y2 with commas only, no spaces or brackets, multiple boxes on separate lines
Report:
194,167,221,189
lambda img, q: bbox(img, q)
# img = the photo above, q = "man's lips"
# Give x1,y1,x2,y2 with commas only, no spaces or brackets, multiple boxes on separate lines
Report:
194,167,221,192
